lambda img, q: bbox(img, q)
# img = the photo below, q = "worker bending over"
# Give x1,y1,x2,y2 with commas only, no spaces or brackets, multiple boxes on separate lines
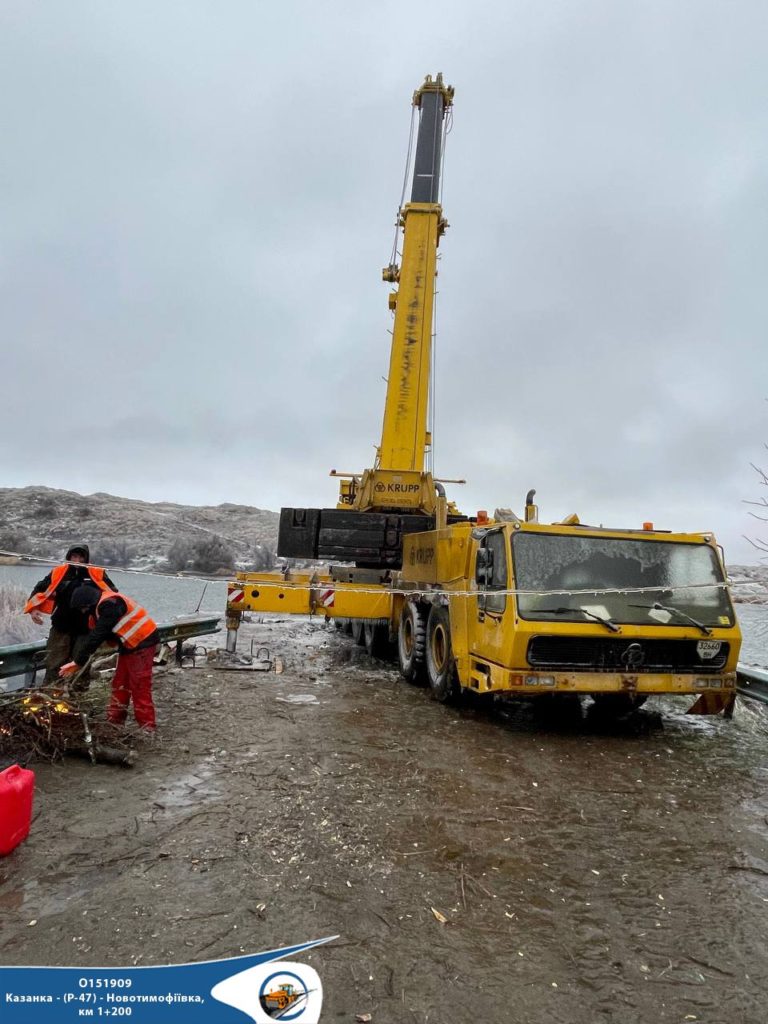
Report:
24,544,115,688
60,587,159,732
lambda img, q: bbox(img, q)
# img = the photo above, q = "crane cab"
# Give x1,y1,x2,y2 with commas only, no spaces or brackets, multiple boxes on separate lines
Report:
398,518,741,713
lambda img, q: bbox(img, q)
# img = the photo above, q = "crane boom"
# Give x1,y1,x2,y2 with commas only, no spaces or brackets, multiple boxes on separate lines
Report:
410,77,449,204
339,73,454,514
378,200,441,473
378,75,450,474
278,74,461,569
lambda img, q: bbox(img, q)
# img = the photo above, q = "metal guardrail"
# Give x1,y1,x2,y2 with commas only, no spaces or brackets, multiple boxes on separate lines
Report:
0,615,222,681
736,663,768,705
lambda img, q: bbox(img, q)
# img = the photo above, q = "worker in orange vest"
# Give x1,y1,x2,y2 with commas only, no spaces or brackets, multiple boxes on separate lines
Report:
60,586,159,731
24,544,115,687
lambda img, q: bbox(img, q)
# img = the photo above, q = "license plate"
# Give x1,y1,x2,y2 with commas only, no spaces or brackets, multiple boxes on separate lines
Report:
696,640,722,660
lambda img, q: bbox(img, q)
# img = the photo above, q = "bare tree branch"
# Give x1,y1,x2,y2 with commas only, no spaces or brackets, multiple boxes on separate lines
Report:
743,534,768,554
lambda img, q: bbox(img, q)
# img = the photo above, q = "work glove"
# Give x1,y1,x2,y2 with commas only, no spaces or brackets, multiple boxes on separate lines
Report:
58,661,79,679
30,610,44,625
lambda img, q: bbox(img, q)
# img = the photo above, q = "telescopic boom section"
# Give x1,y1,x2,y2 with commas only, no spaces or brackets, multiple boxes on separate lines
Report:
378,74,453,476
275,76,458,572
411,76,449,204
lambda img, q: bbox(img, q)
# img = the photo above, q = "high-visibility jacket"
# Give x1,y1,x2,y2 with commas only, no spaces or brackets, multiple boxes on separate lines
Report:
98,591,157,650
24,564,109,616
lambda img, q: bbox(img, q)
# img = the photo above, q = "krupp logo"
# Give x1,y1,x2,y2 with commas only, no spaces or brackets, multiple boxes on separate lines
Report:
621,643,645,669
212,960,323,1023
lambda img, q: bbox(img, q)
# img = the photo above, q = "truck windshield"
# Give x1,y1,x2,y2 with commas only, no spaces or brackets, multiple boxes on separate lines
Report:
512,533,734,627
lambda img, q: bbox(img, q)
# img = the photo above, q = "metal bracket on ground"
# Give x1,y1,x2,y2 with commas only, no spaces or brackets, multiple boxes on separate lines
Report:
210,646,275,672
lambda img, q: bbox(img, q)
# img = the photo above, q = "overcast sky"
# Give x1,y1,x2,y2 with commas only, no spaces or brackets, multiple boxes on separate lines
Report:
1,1,766,562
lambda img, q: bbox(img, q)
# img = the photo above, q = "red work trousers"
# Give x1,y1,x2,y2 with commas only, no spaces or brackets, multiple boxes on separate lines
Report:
108,645,157,730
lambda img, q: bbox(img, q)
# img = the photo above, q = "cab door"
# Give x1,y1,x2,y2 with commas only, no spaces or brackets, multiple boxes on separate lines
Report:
472,528,510,665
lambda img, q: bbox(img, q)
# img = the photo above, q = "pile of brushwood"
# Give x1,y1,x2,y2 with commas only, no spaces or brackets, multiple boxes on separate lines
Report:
0,688,137,767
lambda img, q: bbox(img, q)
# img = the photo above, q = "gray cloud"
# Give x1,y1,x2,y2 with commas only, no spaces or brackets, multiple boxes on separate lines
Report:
1,0,766,561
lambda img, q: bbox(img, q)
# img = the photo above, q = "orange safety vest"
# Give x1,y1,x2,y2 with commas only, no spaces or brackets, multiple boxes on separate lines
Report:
97,591,157,650
24,564,109,616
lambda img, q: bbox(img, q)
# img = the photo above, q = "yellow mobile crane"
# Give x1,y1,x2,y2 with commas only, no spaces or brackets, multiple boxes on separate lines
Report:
226,74,741,716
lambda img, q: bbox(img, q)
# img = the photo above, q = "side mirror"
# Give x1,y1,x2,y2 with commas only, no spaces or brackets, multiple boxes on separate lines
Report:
475,547,493,587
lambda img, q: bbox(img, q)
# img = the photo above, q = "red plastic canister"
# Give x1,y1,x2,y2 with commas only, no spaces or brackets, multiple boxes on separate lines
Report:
0,764,35,856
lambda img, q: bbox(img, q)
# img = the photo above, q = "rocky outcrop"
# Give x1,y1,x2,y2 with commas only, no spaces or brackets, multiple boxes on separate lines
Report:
0,486,279,570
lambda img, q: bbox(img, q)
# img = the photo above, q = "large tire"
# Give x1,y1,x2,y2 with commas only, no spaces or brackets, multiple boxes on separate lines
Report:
350,620,365,646
425,605,460,703
364,621,390,658
397,601,427,684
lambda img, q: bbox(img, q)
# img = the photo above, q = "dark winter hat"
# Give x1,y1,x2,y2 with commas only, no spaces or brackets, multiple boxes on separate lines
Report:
66,544,90,562
71,584,100,612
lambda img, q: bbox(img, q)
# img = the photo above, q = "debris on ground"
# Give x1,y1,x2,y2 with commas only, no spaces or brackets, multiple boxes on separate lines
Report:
0,688,137,766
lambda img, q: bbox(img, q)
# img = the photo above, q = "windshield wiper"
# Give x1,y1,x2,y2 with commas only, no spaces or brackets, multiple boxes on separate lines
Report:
629,602,712,636
538,606,621,633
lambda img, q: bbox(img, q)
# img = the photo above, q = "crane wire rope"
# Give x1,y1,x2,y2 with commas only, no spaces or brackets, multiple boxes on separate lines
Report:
413,90,448,473
389,103,417,269
430,111,451,477
384,103,417,470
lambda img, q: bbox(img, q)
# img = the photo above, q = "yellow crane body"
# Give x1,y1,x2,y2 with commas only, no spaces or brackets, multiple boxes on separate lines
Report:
228,519,741,715
228,571,393,621
399,521,740,711
226,74,742,718
231,520,741,712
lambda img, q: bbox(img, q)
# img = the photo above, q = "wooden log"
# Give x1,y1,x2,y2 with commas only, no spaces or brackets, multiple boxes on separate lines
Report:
65,742,138,767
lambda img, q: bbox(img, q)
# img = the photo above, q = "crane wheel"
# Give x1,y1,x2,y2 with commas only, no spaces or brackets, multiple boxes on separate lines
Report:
351,620,365,646
364,621,390,658
425,605,460,703
398,601,427,685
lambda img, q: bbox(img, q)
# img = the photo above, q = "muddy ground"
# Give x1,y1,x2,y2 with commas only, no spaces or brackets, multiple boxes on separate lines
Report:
1,616,768,1024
